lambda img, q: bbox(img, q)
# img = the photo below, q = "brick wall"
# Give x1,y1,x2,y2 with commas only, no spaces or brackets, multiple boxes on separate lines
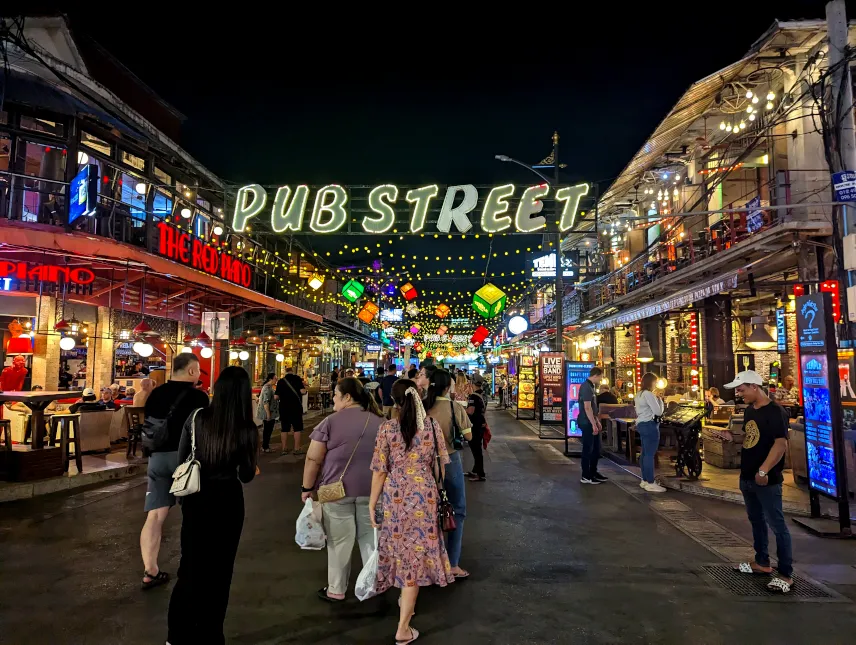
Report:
32,296,59,389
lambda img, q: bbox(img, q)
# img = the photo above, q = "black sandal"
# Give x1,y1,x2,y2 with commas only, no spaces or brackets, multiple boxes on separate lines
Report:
317,587,344,602
141,570,170,590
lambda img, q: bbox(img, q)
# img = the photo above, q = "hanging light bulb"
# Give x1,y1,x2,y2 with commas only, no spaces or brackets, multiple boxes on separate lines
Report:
229,350,238,360
59,336,76,351
137,343,154,358
673,187,679,198
77,151,89,165
745,89,753,99
765,101,774,110
751,95,759,104
276,353,285,362
739,121,746,129
135,182,147,195
212,225,224,236
180,207,192,218
746,105,753,113
200,346,213,359
719,121,726,130
182,346,193,354
749,113,756,121
726,123,733,132
239,350,250,361
766,90,775,101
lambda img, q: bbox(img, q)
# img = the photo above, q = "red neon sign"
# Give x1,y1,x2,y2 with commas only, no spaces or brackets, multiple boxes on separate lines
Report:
157,222,252,288
0,261,94,285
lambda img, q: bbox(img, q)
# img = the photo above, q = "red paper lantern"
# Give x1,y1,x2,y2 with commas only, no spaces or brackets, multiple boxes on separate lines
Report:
471,326,490,346
400,282,418,301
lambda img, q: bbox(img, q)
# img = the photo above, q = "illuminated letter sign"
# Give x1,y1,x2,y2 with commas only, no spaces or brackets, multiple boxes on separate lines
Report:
271,185,310,233
555,183,590,232
436,185,477,233
233,184,267,232
310,185,348,233
515,184,549,232
157,222,251,288
406,185,439,233
480,184,515,233
364,184,398,233
0,261,95,285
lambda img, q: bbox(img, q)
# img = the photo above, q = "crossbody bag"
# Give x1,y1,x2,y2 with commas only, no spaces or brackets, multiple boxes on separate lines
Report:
430,418,456,532
317,416,371,503
170,409,202,497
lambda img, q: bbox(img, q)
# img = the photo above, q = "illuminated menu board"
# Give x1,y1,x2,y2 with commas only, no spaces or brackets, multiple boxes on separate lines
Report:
565,362,595,438
517,355,536,413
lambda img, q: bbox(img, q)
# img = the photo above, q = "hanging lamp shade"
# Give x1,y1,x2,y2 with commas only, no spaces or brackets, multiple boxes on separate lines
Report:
472,283,507,318
405,303,420,317
434,303,450,318
196,331,212,346
307,273,324,290
54,319,70,331
637,340,655,363
471,326,490,346
400,282,418,301
342,279,365,303
133,319,159,337
183,332,195,344
437,324,448,337
745,316,776,350
675,339,693,354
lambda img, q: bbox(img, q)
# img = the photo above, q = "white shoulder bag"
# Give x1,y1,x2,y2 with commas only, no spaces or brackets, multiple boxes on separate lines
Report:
170,409,202,497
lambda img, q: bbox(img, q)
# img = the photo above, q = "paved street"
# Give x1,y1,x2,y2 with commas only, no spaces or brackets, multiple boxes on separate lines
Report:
3,409,856,645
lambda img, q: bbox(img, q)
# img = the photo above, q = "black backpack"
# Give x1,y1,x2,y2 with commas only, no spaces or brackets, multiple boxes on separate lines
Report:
141,390,190,453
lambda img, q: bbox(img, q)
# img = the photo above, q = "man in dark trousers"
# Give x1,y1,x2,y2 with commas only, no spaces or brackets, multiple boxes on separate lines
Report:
276,367,307,455
466,382,487,482
140,353,209,590
725,370,793,593
380,364,398,418
578,366,607,485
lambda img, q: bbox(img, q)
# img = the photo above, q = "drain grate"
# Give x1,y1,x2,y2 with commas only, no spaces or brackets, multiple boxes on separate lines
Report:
701,565,846,602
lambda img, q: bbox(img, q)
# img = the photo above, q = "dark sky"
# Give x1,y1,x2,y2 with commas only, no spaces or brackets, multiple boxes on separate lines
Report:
61,3,838,189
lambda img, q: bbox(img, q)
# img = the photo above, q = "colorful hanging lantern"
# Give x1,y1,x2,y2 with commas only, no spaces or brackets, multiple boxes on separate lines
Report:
413,341,424,352
358,302,379,324
307,273,324,290
410,324,420,334
405,303,419,317
434,303,450,318
342,279,365,303
381,321,390,329
471,325,490,346
437,324,448,336
472,283,507,318
400,282,418,301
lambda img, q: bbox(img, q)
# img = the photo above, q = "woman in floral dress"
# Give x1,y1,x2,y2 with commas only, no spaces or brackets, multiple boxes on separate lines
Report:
370,379,454,645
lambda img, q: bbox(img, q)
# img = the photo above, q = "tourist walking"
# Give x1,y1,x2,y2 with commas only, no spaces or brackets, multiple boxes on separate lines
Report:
453,371,473,403
257,372,279,453
166,366,258,644
380,364,398,418
140,353,209,590
724,370,794,593
425,369,473,578
275,367,307,455
300,377,384,601
635,373,666,493
578,367,607,485
465,381,487,482
370,379,455,644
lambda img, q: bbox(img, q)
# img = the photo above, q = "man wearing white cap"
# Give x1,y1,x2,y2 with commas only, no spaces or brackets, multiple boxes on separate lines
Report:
724,370,793,593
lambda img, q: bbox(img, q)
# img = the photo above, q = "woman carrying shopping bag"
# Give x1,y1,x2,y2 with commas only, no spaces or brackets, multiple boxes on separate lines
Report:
369,379,455,645
167,366,258,645
301,377,384,601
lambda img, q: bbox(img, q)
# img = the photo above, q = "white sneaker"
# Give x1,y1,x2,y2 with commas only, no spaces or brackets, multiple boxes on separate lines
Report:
639,481,647,489
642,481,667,493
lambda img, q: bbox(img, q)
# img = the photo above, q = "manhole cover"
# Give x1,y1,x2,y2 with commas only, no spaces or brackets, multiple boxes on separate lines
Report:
701,565,847,602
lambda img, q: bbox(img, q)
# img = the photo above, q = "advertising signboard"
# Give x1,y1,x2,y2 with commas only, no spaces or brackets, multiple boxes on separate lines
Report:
795,292,846,502
565,362,595,439
516,355,536,418
69,164,98,224
776,307,787,354
539,353,565,425
380,308,403,322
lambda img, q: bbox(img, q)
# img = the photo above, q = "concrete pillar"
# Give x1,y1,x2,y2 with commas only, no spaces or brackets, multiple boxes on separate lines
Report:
32,295,60,390
701,296,734,393
90,306,114,393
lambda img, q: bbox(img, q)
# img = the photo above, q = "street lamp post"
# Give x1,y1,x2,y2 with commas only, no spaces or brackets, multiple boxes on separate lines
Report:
495,131,565,355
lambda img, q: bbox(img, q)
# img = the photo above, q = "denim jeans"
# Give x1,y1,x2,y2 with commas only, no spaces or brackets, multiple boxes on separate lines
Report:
579,423,601,479
636,420,660,483
739,479,793,578
443,451,467,567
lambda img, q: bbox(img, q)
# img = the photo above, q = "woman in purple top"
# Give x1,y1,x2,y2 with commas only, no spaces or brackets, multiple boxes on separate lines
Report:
301,377,384,602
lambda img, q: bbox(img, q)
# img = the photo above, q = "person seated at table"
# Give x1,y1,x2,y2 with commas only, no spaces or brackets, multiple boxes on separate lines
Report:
597,384,619,405
109,383,121,399
134,378,154,407
706,387,726,406
70,388,107,413
773,375,798,403
3,385,60,414
99,388,118,410
115,386,136,405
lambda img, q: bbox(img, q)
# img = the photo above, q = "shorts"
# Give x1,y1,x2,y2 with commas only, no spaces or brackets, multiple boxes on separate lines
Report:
281,414,304,434
144,450,179,512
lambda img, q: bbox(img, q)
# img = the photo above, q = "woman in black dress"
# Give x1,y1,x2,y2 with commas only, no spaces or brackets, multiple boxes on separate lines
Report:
167,366,258,645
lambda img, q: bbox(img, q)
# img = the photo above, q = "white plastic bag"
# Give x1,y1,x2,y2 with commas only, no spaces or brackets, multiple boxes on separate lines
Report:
295,498,326,550
355,528,380,601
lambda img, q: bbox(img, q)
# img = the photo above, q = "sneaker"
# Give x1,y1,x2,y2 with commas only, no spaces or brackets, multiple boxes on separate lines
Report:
642,481,667,493
593,473,609,482
639,480,647,489
580,477,601,485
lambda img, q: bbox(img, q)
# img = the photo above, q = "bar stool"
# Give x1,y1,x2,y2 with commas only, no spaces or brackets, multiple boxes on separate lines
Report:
0,419,12,451
125,406,145,458
49,414,83,474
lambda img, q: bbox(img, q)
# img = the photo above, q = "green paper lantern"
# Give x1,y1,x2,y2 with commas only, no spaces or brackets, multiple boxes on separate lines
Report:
341,279,365,303
472,283,507,319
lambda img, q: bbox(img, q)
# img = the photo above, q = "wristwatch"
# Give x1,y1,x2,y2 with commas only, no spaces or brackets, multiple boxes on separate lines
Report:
758,470,767,478
301,485,313,493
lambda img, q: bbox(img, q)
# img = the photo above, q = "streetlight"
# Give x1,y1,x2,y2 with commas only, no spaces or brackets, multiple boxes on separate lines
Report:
495,132,564,354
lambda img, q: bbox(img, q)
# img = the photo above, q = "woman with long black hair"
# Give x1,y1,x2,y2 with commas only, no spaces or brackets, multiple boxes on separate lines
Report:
167,366,259,645
370,379,455,644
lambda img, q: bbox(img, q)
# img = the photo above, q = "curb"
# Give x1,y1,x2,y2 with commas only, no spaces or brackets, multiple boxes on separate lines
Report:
0,461,148,504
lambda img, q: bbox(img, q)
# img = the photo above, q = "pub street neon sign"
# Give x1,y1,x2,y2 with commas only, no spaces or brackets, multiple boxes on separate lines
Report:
232,183,590,235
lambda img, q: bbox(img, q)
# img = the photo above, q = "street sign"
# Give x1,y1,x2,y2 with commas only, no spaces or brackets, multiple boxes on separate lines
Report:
833,170,856,202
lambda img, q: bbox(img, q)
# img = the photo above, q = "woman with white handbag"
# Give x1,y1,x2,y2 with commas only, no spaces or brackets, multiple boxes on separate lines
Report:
300,377,384,602
167,366,259,645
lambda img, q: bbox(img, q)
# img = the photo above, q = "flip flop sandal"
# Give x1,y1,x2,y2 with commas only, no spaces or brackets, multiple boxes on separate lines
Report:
318,587,344,602
141,570,170,590
453,570,470,579
395,627,419,644
735,562,772,575
767,578,792,594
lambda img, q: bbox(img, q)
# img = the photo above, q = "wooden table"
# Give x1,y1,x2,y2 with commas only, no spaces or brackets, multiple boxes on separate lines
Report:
615,418,638,464
0,391,81,449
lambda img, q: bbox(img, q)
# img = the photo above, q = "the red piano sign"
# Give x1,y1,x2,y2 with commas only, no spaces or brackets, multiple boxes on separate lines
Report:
157,222,252,288
0,261,95,285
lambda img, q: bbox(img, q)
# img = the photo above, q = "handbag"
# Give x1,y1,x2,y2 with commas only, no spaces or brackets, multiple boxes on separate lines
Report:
430,418,457,532
170,409,202,497
449,400,464,451
317,416,371,503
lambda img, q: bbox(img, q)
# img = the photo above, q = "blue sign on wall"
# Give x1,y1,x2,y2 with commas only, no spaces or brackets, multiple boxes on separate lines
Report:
69,164,98,224
776,307,787,354
833,170,856,202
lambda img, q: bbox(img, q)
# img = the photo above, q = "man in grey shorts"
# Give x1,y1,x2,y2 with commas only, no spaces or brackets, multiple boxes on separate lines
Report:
139,353,209,590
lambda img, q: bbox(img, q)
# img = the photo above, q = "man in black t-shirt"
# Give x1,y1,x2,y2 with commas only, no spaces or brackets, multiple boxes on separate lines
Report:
724,370,793,593
578,367,607,485
140,353,209,590
466,385,487,481
275,367,307,455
